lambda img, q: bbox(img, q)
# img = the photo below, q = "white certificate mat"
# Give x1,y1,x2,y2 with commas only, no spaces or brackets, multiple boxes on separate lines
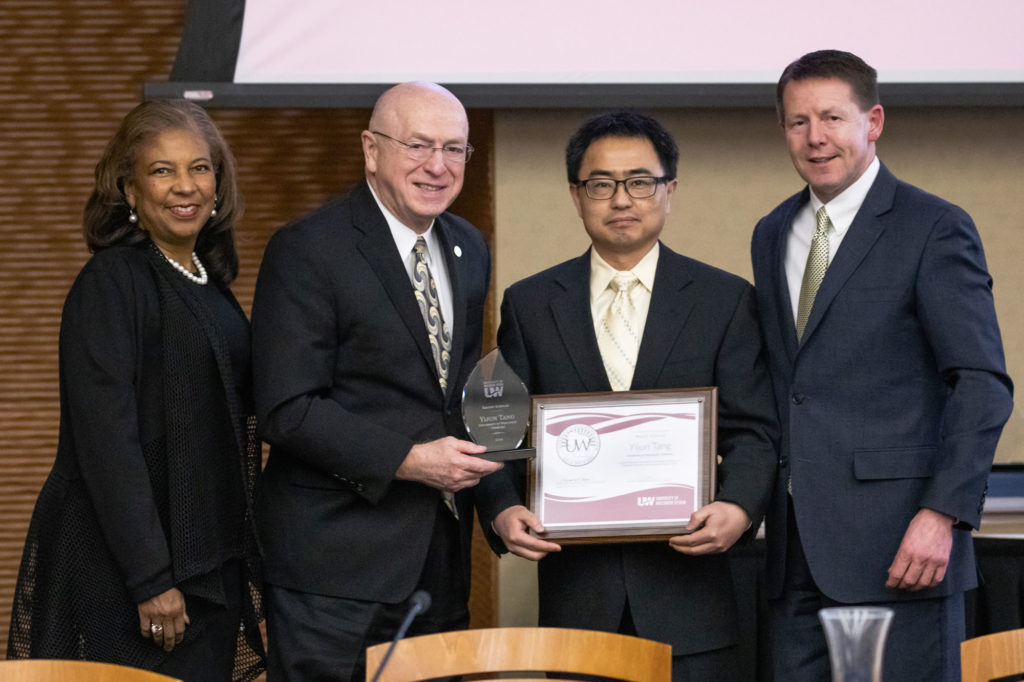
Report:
529,388,717,543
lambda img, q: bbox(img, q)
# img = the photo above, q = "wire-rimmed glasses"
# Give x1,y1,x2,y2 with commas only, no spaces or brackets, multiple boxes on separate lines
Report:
372,130,474,164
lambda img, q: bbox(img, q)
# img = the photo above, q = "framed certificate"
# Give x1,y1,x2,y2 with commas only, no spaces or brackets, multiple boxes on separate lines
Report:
528,388,717,543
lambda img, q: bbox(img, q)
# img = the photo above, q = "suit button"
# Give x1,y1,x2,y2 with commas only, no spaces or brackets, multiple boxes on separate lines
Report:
791,394,805,405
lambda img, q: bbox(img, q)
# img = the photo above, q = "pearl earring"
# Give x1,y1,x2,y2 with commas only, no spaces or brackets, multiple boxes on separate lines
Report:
210,199,218,218
128,208,138,224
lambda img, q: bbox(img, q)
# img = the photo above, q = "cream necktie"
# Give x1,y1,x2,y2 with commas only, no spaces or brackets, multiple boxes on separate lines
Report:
597,272,641,391
795,206,831,340
412,237,458,517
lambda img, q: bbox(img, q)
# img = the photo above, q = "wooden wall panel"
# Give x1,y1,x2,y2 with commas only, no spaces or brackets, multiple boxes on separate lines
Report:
0,0,498,655
0,0,188,656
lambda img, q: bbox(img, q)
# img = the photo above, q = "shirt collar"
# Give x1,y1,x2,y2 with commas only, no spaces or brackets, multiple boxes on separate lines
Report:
590,242,660,302
809,156,880,238
367,181,440,260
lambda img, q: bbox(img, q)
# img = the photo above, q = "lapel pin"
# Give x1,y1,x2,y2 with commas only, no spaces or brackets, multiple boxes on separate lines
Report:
454,245,462,258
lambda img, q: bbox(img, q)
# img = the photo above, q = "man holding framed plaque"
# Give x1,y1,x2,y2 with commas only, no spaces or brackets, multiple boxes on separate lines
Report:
476,112,778,681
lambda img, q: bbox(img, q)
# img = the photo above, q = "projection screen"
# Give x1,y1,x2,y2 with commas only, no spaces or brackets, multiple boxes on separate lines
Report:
145,0,1024,107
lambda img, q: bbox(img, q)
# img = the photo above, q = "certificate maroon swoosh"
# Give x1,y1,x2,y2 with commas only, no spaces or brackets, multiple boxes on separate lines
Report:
544,411,694,436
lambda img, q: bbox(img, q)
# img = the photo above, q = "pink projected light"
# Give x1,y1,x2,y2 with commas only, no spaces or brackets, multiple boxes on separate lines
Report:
234,0,1024,84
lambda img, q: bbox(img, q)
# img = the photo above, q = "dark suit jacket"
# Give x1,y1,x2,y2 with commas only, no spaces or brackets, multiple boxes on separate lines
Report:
251,180,490,603
751,163,1013,604
477,243,778,655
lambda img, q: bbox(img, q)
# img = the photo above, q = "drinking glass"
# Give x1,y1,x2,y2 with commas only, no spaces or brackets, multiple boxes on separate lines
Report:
818,606,894,682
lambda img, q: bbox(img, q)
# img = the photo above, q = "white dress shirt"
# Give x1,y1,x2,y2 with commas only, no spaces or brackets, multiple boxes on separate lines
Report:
785,157,881,323
590,242,659,348
368,183,455,336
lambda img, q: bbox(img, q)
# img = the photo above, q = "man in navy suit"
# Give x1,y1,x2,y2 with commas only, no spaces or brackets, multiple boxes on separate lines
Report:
251,82,501,681
751,50,1013,681
477,112,778,681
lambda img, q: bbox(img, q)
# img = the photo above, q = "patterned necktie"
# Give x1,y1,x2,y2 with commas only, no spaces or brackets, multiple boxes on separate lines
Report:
412,237,458,517
795,206,831,340
412,237,452,390
597,272,641,391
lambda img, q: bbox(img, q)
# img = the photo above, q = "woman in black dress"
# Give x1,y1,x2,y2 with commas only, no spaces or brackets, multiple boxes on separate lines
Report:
7,99,264,681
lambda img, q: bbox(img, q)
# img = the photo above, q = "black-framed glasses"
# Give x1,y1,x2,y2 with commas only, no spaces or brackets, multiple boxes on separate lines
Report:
576,176,670,200
371,131,474,164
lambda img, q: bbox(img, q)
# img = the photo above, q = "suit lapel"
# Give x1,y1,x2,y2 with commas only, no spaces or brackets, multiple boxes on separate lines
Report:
549,253,612,392
771,193,804,363
798,166,895,346
351,183,440,387
631,245,695,389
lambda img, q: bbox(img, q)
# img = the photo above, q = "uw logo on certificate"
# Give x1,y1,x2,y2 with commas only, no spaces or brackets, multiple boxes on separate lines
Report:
556,424,601,466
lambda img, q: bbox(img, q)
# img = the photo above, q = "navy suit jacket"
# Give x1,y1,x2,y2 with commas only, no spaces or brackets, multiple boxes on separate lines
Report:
751,163,1013,604
477,243,777,654
251,180,490,603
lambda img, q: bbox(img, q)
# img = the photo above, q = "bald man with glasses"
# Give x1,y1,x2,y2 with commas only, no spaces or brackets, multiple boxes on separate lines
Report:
251,82,499,682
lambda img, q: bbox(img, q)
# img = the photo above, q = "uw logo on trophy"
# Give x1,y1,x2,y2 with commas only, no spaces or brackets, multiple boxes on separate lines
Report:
556,424,600,466
483,379,504,398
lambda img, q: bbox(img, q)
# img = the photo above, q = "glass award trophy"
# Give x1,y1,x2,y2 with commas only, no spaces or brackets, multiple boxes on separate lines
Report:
461,348,534,461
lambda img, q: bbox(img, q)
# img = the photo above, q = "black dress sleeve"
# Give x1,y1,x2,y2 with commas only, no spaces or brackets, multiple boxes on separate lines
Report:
60,254,175,603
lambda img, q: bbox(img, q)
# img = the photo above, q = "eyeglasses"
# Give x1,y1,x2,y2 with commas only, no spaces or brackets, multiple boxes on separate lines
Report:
576,176,670,200
371,131,474,164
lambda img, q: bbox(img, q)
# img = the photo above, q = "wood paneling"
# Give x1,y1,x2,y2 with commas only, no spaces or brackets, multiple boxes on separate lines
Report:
0,0,498,655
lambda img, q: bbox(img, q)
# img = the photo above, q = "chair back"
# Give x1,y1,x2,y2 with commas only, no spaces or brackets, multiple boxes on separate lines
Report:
0,659,181,681
961,627,1024,682
365,626,671,681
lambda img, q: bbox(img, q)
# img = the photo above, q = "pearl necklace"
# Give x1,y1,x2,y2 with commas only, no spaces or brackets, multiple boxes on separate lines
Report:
163,251,209,285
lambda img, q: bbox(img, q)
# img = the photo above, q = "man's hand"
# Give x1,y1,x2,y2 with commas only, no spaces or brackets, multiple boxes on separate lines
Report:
493,505,561,561
396,436,501,492
668,501,750,556
886,508,954,591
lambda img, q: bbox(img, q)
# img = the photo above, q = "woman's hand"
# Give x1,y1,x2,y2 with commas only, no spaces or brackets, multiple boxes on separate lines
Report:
138,587,189,652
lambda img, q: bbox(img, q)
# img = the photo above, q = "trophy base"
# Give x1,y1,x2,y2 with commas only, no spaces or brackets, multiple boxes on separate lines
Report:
476,447,535,462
